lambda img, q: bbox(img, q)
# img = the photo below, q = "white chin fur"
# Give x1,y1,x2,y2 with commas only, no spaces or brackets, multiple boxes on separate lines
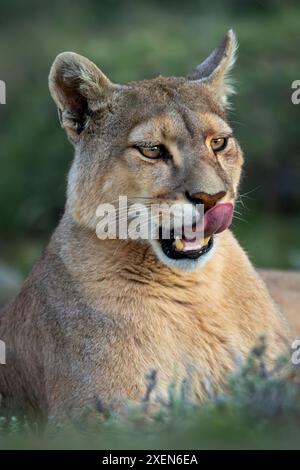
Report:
149,237,218,271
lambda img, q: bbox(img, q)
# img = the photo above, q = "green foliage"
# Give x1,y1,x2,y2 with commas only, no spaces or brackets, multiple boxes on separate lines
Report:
1,339,300,450
0,0,300,276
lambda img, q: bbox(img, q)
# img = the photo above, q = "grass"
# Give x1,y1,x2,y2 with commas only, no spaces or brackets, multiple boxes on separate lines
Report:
1,338,300,450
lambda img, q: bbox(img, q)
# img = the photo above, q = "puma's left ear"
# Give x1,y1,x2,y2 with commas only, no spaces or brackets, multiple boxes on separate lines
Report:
187,30,238,106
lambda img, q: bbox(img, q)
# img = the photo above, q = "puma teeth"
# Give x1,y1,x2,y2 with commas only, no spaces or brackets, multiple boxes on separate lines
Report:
202,237,210,246
174,236,211,252
175,236,184,251
196,237,210,246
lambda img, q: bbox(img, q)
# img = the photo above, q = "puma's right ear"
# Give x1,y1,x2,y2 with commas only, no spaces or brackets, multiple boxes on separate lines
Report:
49,52,113,141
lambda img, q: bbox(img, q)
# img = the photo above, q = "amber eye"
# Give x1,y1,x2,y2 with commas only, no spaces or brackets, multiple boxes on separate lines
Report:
210,137,228,152
138,146,162,159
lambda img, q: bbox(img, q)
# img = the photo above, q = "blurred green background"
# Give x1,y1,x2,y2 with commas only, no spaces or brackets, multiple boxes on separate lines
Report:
0,0,300,305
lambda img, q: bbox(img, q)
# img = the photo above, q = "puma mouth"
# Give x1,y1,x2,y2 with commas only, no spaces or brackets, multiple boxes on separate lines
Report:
158,228,213,260
150,202,233,269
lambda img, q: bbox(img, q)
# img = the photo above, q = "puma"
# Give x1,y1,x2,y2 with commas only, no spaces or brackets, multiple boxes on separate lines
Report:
0,31,295,418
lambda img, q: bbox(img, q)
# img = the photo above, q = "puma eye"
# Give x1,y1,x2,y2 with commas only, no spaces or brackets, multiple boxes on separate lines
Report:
138,146,162,159
210,137,228,152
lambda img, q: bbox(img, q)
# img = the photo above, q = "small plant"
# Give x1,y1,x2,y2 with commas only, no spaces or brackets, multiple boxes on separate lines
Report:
0,339,300,449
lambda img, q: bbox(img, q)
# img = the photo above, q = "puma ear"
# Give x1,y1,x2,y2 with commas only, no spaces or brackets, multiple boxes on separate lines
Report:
49,52,113,141
187,30,237,106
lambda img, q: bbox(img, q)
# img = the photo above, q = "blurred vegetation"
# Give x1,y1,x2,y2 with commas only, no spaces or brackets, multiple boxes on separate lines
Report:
1,339,300,449
0,0,300,301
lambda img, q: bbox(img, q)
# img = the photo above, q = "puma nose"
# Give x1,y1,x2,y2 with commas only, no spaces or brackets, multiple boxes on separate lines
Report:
185,190,226,210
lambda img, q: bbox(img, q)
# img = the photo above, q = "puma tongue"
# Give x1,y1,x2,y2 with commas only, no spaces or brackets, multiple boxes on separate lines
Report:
182,203,234,241
203,202,233,237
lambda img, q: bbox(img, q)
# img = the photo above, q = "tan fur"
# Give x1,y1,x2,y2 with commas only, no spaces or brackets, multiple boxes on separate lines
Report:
0,32,292,418
261,270,300,335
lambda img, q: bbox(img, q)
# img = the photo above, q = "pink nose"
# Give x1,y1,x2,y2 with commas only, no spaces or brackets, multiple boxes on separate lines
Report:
203,203,234,237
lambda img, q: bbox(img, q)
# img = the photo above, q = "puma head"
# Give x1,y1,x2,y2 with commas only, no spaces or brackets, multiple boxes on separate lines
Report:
49,30,243,270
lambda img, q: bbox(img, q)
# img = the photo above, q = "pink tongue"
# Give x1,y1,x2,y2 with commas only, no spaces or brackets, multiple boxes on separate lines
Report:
183,203,234,242
203,203,234,237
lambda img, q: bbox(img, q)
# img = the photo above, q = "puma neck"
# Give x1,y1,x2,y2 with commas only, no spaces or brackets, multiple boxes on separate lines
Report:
52,212,226,312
